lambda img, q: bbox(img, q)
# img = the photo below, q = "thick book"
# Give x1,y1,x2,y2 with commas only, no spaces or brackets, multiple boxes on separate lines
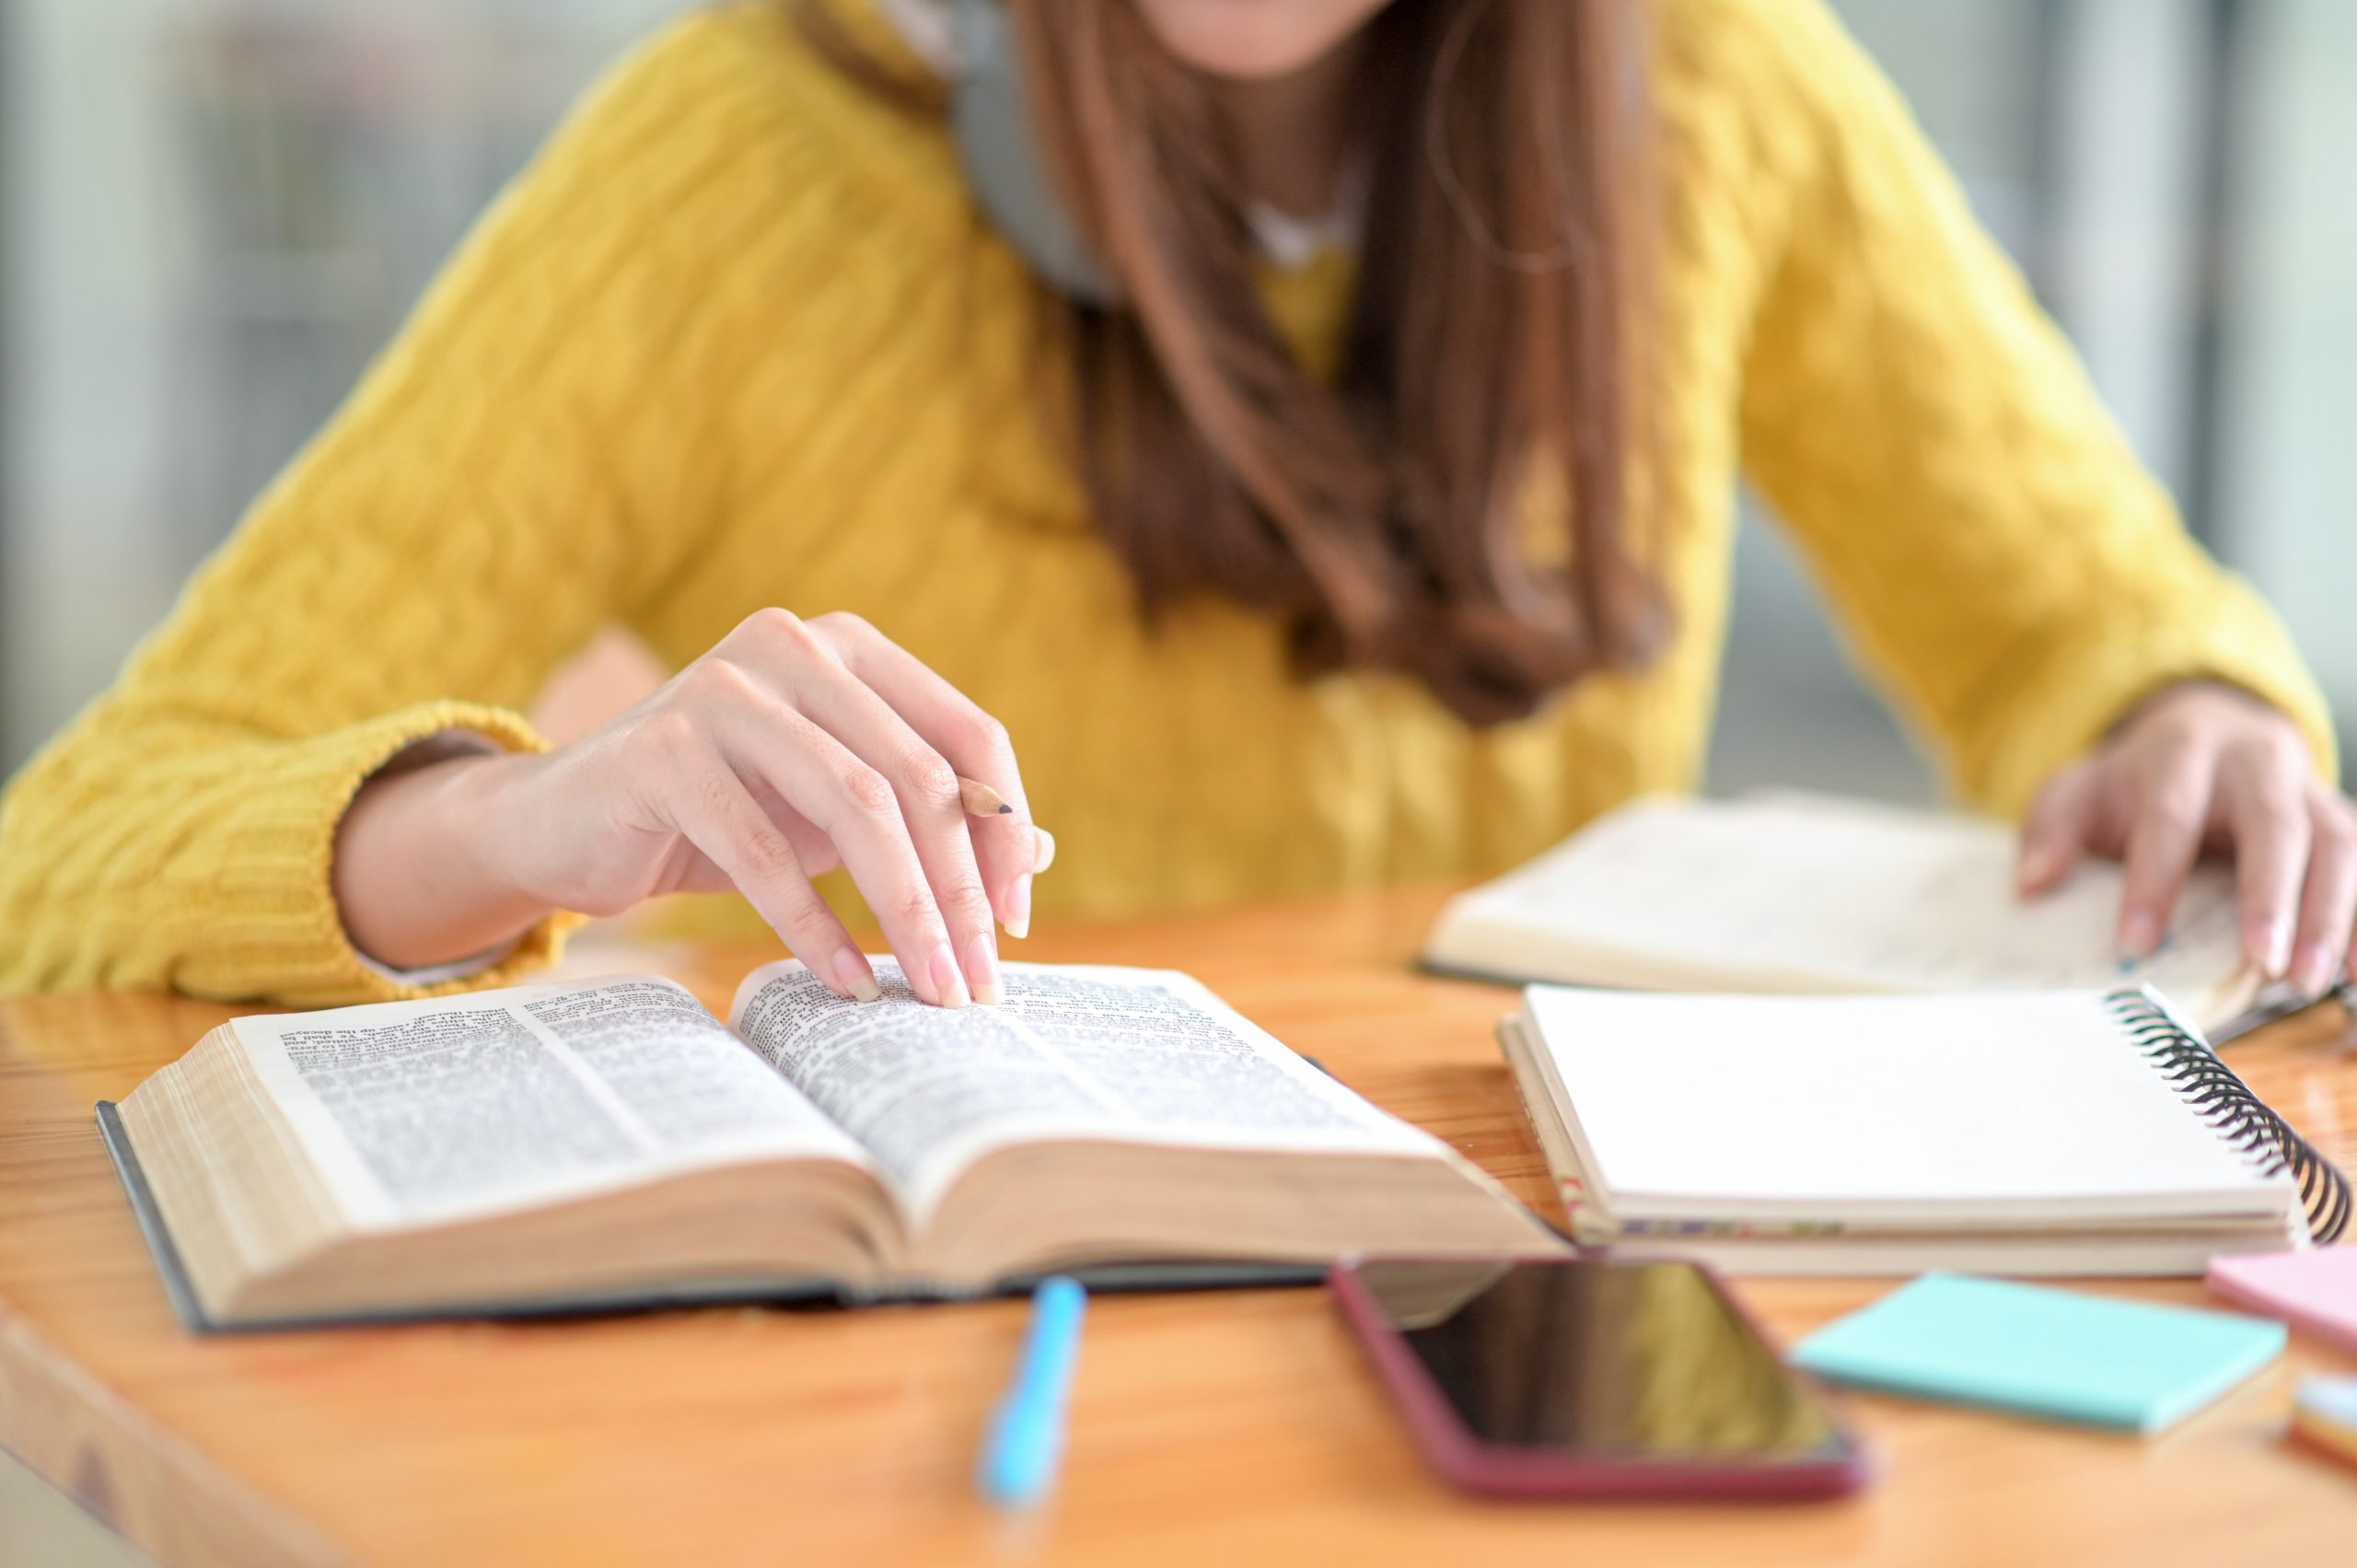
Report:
1496,983,2349,1276
103,960,1560,1330
1426,792,2308,1040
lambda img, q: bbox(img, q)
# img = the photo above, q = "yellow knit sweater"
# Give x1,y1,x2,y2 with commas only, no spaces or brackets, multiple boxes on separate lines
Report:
0,0,2333,1005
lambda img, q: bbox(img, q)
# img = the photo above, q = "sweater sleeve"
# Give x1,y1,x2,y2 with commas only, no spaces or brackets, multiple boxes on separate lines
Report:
1720,0,2336,814
0,14,796,1004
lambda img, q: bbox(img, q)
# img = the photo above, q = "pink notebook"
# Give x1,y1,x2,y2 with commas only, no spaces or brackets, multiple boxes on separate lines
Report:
2207,1249,2357,1356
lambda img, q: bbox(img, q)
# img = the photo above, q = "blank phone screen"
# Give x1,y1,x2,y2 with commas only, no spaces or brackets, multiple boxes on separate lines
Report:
1353,1258,1845,1458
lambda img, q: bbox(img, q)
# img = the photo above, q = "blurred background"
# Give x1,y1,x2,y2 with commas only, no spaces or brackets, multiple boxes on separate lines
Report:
0,0,2352,795
10,8,2351,1555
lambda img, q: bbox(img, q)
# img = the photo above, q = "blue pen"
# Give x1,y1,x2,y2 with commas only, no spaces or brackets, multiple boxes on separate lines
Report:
978,1276,1086,1509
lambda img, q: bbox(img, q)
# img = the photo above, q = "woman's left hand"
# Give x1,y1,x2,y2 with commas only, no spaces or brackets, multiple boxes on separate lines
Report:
2019,681,2356,995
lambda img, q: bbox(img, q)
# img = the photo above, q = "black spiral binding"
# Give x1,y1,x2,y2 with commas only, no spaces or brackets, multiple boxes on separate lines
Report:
2105,988,2350,1246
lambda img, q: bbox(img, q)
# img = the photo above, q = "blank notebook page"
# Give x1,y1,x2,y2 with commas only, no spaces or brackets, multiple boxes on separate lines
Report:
1521,988,2287,1221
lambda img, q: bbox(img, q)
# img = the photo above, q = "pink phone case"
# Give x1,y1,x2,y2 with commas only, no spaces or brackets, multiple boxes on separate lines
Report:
1329,1253,1871,1500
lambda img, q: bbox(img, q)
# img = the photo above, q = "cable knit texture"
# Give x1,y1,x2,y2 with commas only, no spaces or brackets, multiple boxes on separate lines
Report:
0,0,2334,1004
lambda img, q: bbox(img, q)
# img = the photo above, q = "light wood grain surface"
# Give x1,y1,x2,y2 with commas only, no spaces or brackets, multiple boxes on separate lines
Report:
4,887,2355,1567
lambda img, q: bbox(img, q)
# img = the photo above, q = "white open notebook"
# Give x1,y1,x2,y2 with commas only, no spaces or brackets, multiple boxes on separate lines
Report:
1426,792,2309,1039
1497,985,2348,1276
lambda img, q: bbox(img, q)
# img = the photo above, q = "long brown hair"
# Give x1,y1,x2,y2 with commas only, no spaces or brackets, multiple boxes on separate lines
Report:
801,0,1662,726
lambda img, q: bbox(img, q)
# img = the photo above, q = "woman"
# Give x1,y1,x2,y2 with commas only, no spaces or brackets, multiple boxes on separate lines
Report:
0,0,2348,1010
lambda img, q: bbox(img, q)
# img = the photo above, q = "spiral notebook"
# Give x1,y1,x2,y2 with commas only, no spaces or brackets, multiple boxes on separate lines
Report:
1497,986,2349,1276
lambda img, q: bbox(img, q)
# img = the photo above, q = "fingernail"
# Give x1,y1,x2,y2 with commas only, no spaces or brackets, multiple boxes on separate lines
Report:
2258,915,2294,981
2119,912,2161,959
929,940,970,1009
1005,873,1033,941
831,947,880,1004
2293,941,2338,998
964,930,1003,1005
1032,827,1057,874
2018,847,2051,889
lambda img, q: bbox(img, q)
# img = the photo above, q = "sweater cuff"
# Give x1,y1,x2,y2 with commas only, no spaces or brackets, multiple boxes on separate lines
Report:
1967,604,2340,820
182,701,586,1007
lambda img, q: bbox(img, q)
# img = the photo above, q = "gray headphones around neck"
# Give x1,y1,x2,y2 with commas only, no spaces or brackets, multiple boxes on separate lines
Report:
946,0,1120,304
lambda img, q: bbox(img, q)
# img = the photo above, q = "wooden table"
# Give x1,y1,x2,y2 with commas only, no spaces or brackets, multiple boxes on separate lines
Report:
5,888,2355,1566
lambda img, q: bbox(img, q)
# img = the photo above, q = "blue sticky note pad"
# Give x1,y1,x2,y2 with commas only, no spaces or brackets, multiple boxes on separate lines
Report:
1793,1273,2285,1434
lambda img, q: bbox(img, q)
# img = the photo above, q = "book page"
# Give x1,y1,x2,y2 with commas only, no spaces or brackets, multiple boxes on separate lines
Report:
729,960,1431,1215
233,975,868,1227
1446,794,2258,1024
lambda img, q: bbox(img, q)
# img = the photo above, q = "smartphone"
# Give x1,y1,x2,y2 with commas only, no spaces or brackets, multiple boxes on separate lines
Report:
1330,1254,1868,1499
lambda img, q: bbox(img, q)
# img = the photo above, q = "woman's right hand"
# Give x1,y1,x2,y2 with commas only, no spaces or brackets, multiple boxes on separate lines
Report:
333,610,1040,1007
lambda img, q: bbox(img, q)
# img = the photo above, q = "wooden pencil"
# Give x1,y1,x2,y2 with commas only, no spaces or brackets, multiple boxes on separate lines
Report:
958,776,1014,818
958,778,1053,871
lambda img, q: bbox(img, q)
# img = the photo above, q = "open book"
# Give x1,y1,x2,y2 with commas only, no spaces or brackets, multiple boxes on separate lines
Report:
101,960,1559,1329
1426,792,2305,1039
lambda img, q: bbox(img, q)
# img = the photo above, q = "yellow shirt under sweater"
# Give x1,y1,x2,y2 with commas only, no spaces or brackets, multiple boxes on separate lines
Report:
0,0,2334,1005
